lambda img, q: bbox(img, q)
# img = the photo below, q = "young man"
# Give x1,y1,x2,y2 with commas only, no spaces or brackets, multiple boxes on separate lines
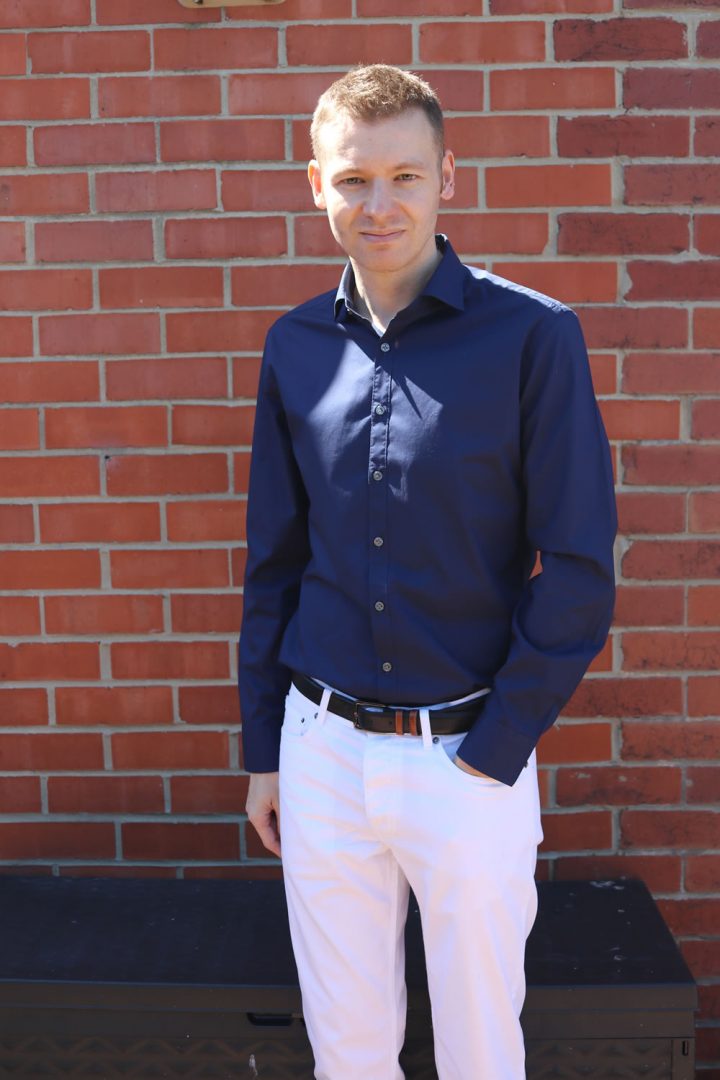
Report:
239,65,616,1079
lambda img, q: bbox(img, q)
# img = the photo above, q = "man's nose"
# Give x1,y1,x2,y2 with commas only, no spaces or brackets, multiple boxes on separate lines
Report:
363,181,394,217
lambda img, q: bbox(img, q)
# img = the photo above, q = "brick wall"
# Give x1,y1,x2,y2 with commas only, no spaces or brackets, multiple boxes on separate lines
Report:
0,0,718,1064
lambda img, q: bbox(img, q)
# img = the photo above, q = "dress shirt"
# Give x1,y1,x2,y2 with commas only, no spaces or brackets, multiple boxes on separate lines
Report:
238,234,617,785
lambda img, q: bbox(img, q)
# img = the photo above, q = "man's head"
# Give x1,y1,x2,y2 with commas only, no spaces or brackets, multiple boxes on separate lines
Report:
308,65,455,281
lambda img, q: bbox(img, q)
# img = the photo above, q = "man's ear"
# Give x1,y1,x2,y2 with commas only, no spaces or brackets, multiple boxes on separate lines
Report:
308,159,327,210
440,149,455,202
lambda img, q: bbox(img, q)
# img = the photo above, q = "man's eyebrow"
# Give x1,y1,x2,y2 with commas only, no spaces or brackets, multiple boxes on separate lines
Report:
331,160,428,174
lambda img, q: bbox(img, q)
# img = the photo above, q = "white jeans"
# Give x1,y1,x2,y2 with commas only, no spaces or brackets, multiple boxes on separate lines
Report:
278,680,544,1080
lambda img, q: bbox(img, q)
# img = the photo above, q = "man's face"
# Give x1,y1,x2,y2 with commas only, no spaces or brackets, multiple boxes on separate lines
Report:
308,108,455,279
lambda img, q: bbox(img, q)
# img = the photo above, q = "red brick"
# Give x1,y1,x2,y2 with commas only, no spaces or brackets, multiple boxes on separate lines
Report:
0,269,91,312
45,494,147,550
39,313,160,356
35,122,155,166
45,594,164,635
421,21,545,64
690,494,720,533
0,361,98,402
171,593,243,633
29,30,150,73
493,261,616,303
492,0,611,11
230,540,248,580
695,309,720,348
0,219,24,261
623,445,720,487
229,0,349,16
0,125,25,166
589,638,612,673
105,454,228,496
122,822,238,862
540,811,612,852
557,115,689,158
613,585,684,626
0,689,47,726
231,265,342,308
229,71,341,116
45,408,167,451
623,351,720,393
623,539,720,580
161,119,284,164
111,550,228,589
687,855,720,891
171,775,247,814
0,318,31,356
222,169,311,212
0,730,102,773
0,0,89,27
688,679,720,717
564,676,682,716
96,169,216,213
558,765,681,806
166,310,276,354
154,26,276,69
697,19,720,56
0,458,98,499
0,407,39,449
172,404,254,446
0,778,41,814
625,164,720,206
688,585,720,625
288,23,411,66
554,17,686,60
695,214,720,255
598,399,679,439
106,357,227,401
616,492,685,534
0,596,40,635
686,765,720,804
622,809,719,849
0,551,99,591
0,173,88,215
232,358,261,399
576,306,687,349
99,75,220,118
36,220,154,264
0,644,99,682
359,0,482,13
96,0,219,23
0,32,25,74
165,216,286,260
112,729,229,768
491,67,615,110
179,685,240,726
56,685,173,727
627,259,720,301
623,631,720,671
294,213,358,257
538,721,612,763
48,776,164,814
445,115,550,159
692,398,720,439
696,117,720,157
625,67,720,109
622,719,720,759
0,504,34,543
99,267,223,309
0,823,113,860
0,77,89,119
558,212,689,255
486,164,611,207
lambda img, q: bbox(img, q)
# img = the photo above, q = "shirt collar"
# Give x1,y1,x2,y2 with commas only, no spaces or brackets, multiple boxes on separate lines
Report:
333,233,466,322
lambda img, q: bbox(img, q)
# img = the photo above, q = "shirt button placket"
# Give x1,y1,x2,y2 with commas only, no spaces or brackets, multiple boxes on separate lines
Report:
369,339,393,690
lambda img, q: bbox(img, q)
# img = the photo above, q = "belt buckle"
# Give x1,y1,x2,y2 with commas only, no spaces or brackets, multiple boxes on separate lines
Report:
352,700,386,730
353,701,420,736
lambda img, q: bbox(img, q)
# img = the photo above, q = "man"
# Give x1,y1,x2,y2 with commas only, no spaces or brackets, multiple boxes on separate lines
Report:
239,64,616,1080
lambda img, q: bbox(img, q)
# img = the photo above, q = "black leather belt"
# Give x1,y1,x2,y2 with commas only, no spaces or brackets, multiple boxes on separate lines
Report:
291,672,487,736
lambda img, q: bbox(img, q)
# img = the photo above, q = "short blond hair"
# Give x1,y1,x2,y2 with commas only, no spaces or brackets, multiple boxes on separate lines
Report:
310,64,444,161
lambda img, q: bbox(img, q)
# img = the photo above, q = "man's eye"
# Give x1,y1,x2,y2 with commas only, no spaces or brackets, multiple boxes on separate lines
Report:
340,177,363,185
397,174,418,181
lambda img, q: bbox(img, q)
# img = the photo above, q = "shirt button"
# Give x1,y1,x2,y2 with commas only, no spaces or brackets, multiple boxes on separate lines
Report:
381,342,390,353
374,601,385,612
382,661,392,672
374,404,386,416
372,470,383,481
373,536,384,547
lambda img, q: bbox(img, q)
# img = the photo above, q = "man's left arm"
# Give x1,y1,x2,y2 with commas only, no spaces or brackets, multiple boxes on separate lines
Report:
456,307,617,786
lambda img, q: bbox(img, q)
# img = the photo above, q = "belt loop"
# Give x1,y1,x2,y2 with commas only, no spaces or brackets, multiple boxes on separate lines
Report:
418,707,433,750
316,686,332,728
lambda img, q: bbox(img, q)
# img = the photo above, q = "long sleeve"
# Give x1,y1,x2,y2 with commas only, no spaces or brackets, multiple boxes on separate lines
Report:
456,307,617,785
238,328,311,773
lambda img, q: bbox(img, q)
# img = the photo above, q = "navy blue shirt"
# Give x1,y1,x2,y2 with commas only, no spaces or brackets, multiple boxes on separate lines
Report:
238,235,617,785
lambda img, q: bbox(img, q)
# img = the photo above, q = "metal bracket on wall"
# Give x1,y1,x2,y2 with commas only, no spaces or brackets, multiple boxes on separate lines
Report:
177,0,285,6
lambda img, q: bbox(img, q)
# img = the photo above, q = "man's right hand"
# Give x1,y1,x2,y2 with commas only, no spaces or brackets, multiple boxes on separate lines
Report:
246,771,281,858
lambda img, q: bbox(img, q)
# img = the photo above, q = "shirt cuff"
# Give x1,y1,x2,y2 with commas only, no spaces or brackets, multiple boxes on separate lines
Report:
455,708,536,787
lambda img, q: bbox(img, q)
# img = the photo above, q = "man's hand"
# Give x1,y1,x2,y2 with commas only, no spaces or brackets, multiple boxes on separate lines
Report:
246,771,281,858
453,754,495,781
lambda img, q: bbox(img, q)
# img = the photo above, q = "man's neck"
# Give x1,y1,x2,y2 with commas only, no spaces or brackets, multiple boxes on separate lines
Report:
351,239,442,334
